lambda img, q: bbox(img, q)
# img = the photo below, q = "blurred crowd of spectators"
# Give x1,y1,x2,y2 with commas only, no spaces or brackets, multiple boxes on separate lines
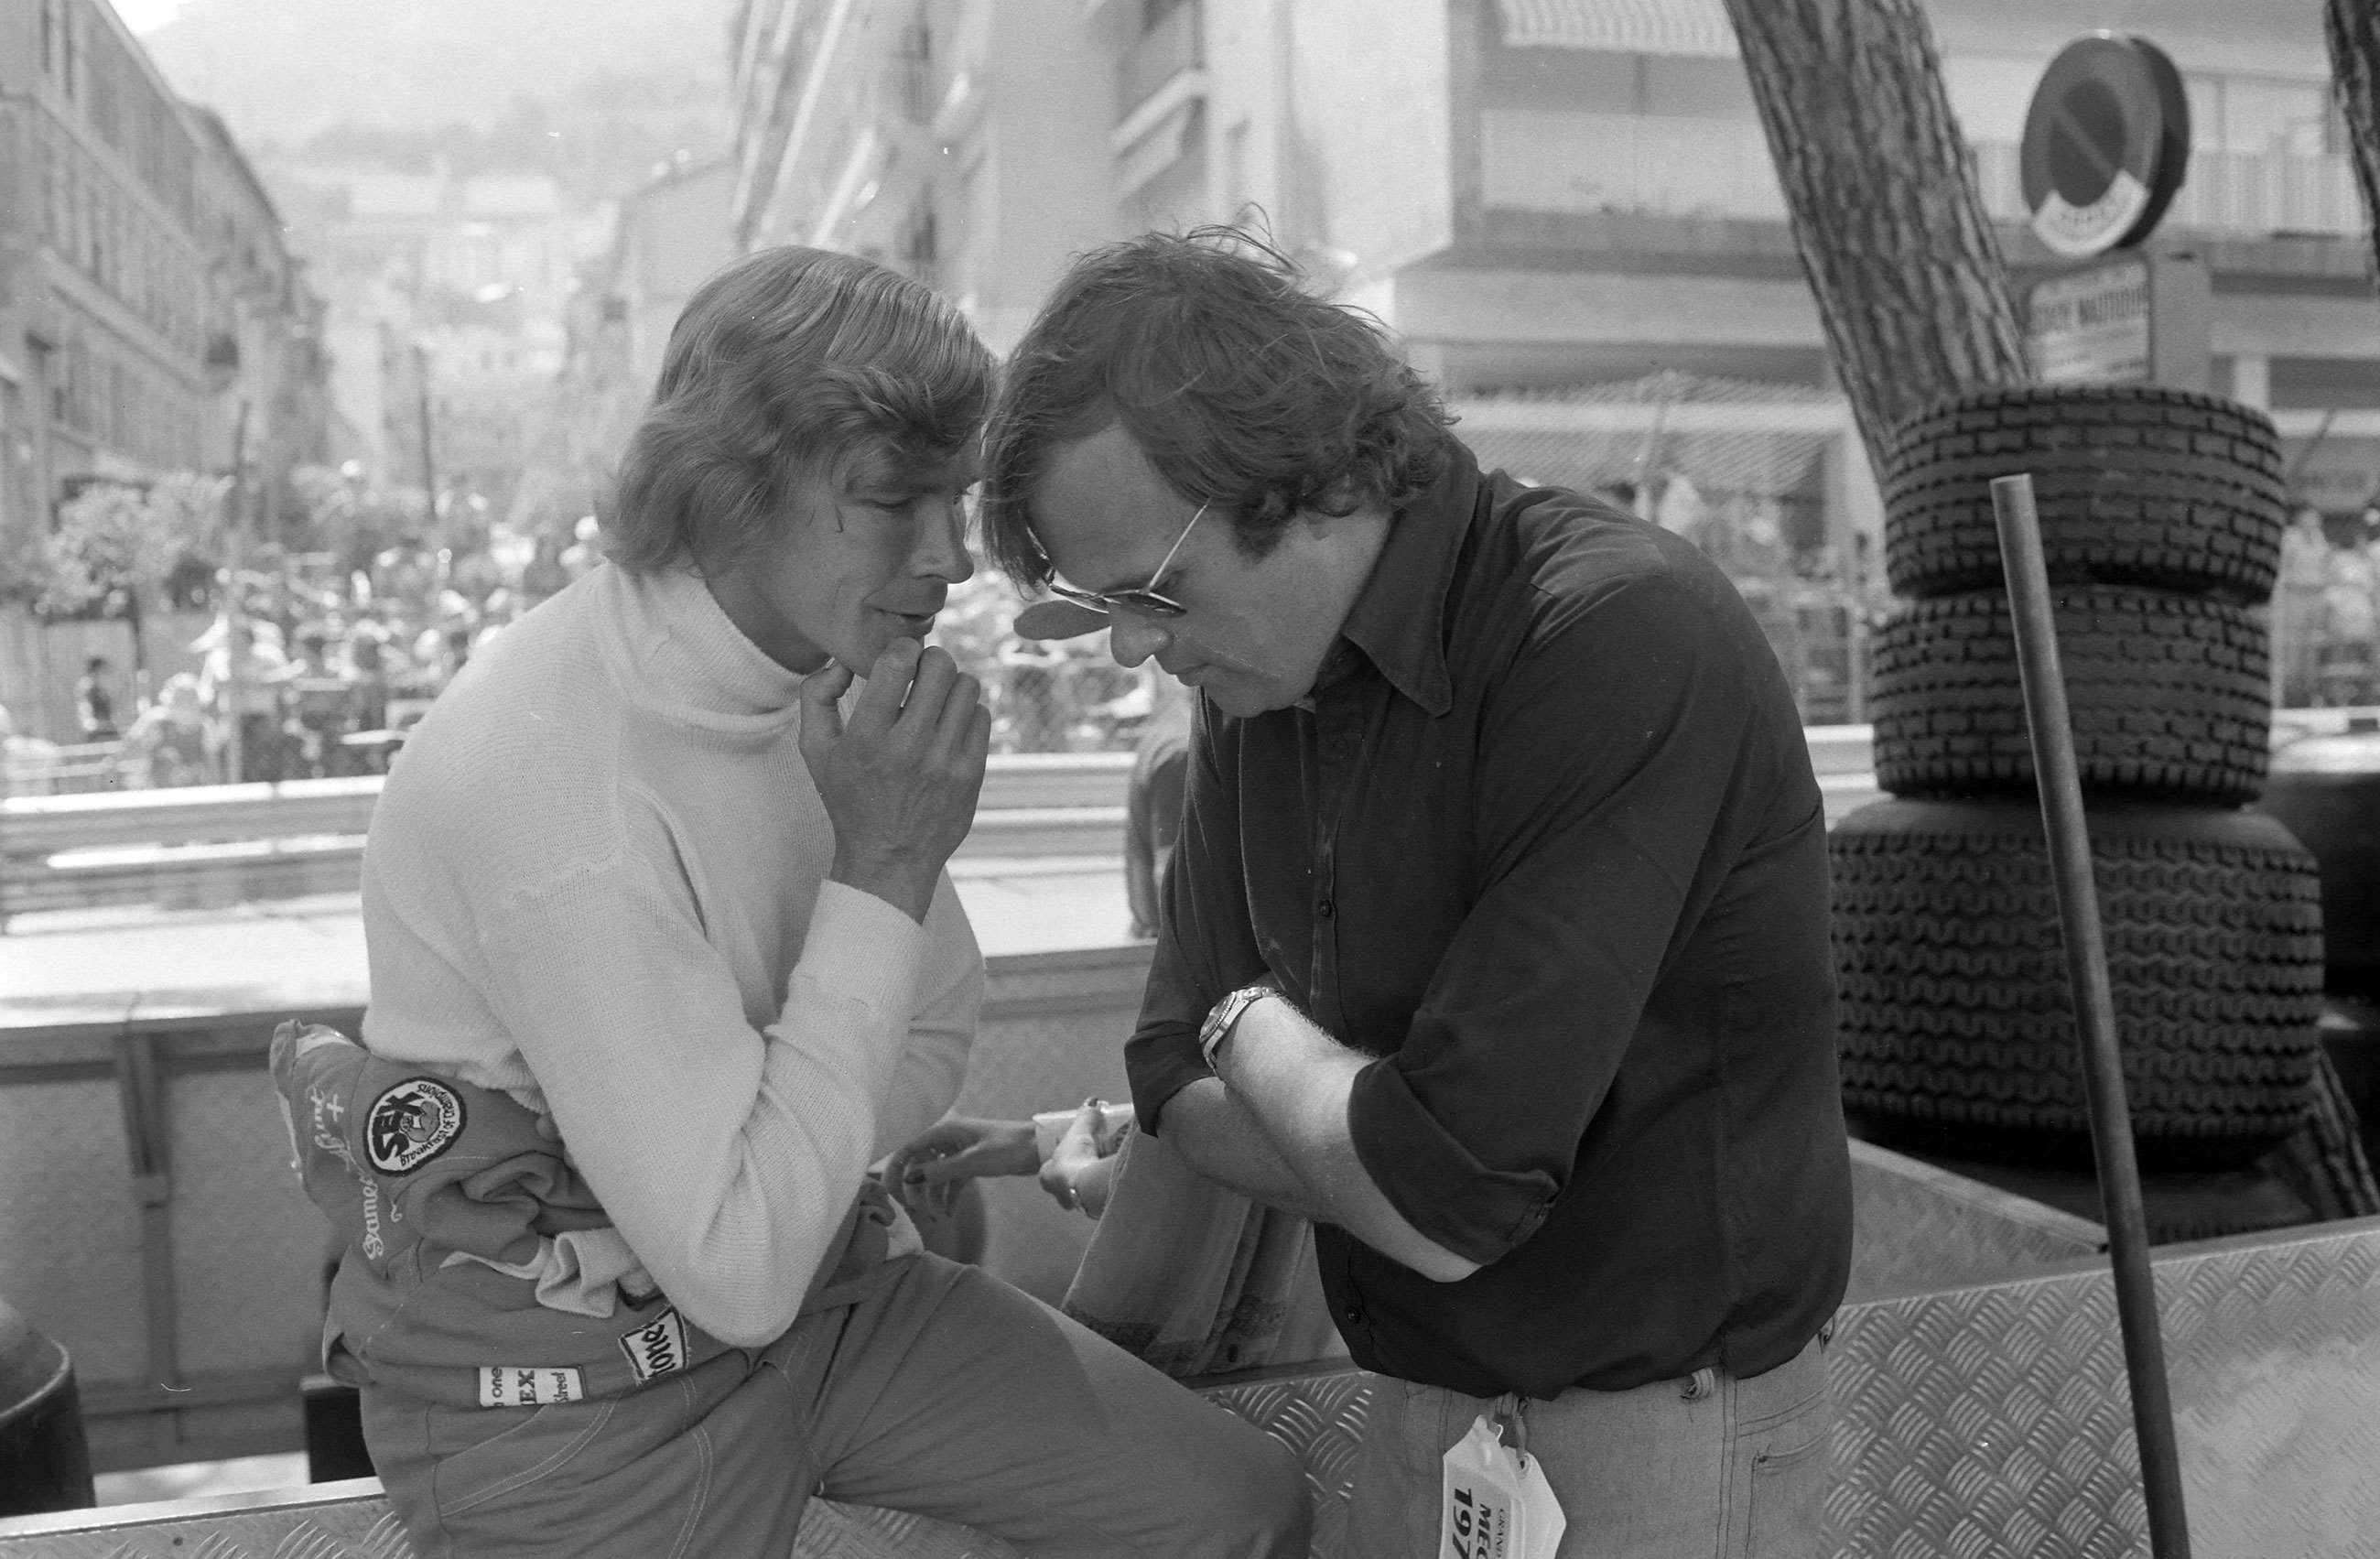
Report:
13,518,1173,796
26,518,607,790
20,494,2372,798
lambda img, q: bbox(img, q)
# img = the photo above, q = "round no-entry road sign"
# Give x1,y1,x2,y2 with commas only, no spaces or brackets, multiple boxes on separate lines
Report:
2020,34,2190,257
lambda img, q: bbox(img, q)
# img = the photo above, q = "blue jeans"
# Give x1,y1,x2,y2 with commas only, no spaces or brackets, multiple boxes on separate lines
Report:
1346,1332,1833,1558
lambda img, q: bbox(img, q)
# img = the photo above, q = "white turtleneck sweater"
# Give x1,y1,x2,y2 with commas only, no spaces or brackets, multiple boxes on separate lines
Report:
360,561,981,1347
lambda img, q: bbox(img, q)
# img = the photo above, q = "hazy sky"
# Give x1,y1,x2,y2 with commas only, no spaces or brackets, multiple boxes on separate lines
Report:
110,0,179,34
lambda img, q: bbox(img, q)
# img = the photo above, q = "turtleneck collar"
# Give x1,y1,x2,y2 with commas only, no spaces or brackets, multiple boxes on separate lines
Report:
602,563,812,736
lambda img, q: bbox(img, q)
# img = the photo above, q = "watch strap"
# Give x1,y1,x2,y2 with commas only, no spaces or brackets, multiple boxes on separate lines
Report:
1199,983,1274,1070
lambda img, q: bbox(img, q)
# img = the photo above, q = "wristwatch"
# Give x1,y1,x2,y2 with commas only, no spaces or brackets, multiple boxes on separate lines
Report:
1198,983,1276,1071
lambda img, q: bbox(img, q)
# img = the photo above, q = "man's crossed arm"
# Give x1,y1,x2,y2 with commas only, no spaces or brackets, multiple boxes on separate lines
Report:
1161,994,1481,1283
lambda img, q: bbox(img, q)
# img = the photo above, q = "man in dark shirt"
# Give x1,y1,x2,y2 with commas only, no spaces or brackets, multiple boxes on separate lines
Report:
981,230,1852,1558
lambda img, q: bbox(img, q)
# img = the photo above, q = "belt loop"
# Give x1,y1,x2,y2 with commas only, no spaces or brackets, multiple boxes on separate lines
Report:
1491,1391,1529,1462
1679,1366,1717,1402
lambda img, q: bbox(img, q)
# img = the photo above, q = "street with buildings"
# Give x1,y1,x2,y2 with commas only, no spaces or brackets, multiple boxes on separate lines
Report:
1,0,2374,756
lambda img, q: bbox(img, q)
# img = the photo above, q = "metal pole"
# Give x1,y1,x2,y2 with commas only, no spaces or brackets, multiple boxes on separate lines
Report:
415,341,438,536
1989,472,2192,1559
222,401,249,787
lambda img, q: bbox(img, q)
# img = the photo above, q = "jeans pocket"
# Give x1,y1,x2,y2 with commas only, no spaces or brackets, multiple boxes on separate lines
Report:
432,1397,619,1517
1745,1401,1834,1559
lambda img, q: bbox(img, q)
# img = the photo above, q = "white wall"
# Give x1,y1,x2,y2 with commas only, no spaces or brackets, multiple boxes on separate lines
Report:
1285,0,1455,289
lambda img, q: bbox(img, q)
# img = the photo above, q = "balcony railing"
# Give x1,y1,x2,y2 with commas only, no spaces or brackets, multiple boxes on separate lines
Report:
1117,0,1201,125
1480,110,1788,222
1481,109,2367,238
1971,140,2366,236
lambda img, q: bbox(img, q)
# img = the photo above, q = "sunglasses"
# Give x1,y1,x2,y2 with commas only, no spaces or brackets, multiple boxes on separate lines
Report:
1042,503,1207,621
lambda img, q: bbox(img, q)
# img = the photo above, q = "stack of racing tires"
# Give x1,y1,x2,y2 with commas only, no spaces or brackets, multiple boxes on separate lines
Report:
1832,383,2331,1239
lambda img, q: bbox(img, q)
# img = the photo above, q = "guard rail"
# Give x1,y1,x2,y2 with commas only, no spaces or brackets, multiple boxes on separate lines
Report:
0,752,1138,928
5,715,2357,929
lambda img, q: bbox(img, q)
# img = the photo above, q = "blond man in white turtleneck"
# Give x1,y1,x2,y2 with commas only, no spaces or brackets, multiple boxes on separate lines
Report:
291,246,1306,1559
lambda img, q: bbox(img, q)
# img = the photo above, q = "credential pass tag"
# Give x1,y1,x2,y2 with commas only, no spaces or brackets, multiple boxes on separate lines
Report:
1441,1413,1563,1559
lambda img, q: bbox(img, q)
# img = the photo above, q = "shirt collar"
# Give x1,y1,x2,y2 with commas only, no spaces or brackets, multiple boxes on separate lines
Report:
615,563,809,733
1330,439,1477,718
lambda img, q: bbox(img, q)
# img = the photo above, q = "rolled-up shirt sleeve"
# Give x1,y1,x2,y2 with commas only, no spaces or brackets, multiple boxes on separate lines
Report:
1347,574,1757,1269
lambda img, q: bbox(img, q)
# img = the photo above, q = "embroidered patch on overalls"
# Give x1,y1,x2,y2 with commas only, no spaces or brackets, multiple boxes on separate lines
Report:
619,1307,690,1385
365,1077,468,1174
476,1367,587,1409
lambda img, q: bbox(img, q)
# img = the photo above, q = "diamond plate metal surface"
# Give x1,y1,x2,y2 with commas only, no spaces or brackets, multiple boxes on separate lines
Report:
1204,1369,1373,1559
1828,1217,2380,1558
1845,1140,2104,1301
0,1495,410,1558
13,1219,2377,1557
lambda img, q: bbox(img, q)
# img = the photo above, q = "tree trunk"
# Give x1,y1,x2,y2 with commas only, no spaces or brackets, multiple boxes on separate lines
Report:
124,588,146,696
1718,0,2030,466
2330,0,2380,289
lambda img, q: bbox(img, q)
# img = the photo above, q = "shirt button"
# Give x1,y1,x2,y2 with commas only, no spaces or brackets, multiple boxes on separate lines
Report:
1317,897,1335,919
1342,1304,1362,1324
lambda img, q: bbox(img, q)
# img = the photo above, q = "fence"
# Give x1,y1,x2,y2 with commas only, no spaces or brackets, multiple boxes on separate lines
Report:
0,610,212,746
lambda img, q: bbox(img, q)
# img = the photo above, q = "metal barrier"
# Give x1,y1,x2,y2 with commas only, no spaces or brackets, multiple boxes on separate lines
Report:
0,944,1154,1472
0,755,1138,928
0,742,127,796
5,716,2363,926
0,778,380,923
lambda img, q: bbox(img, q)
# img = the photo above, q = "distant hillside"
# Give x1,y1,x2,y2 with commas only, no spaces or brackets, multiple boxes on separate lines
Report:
144,0,736,148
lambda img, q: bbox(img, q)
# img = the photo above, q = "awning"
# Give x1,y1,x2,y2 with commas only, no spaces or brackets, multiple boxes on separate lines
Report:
1497,0,1739,59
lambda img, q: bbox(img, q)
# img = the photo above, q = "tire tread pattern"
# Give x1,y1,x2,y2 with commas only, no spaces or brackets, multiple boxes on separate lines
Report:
1869,587,2271,803
1881,384,2287,602
1832,801,2324,1148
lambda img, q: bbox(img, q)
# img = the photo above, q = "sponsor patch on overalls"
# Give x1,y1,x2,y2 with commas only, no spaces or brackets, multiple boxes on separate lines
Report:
476,1367,587,1409
619,1307,690,1385
365,1077,467,1174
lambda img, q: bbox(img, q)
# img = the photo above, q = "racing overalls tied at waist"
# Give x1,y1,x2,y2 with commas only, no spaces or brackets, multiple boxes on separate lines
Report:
269,1021,906,1413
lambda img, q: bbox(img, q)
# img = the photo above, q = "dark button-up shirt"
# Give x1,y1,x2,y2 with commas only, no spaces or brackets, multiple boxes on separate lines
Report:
1128,441,1853,1400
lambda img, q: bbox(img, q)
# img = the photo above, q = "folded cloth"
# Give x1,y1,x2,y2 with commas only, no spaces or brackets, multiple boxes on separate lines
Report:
1059,1124,1317,1379
270,1020,641,1310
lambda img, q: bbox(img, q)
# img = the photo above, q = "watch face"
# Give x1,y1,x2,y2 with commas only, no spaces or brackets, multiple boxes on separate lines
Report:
1201,986,1261,1065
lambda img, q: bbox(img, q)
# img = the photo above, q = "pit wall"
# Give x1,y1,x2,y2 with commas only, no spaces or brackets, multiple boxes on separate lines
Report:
0,945,1156,1470
1,931,2121,1473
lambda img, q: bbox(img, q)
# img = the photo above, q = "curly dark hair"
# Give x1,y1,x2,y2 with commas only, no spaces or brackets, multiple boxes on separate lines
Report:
979,227,1454,588
605,247,996,576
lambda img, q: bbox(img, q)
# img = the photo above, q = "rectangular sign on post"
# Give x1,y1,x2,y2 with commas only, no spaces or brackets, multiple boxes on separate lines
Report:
2026,252,2211,391
2028,256,2152,384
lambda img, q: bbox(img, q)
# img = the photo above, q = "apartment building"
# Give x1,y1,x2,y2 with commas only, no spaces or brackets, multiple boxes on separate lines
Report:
185,104,332,514
0,0,328,548
729,0,2374,506
564,153,736,442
